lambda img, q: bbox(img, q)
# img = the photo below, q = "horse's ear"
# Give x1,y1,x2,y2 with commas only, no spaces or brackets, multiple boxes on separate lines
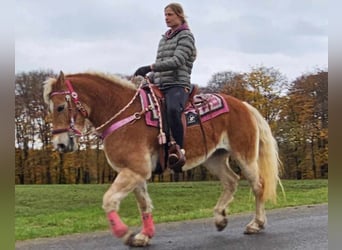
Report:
56,70,65,88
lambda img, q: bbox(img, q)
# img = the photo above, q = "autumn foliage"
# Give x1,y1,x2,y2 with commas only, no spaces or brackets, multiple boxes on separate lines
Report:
15,67,328,184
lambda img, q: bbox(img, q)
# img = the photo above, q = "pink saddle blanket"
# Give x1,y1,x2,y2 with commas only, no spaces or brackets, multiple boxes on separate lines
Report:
139,90,229,127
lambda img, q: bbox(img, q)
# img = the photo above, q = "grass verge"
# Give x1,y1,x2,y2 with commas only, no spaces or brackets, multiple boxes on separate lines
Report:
15,179,328,241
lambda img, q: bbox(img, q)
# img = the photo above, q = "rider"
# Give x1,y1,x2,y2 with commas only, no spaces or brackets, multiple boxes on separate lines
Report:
134,3,197,172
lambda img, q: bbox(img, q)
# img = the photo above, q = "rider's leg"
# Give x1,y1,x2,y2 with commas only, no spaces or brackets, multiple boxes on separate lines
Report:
163,86,189,170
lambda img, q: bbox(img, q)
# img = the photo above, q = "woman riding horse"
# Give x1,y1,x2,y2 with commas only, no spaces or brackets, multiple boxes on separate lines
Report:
44,70,282,247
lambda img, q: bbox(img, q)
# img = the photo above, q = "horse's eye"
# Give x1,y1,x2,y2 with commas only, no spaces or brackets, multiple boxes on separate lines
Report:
57,104,65,112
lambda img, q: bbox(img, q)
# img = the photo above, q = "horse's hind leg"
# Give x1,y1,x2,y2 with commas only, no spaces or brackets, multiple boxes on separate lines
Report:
203,151,240,231
102,168,147,246
130,181,155,246
239,161,266,234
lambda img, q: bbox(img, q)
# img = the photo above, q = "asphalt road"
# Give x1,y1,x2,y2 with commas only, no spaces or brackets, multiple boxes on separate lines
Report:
16,204,327,250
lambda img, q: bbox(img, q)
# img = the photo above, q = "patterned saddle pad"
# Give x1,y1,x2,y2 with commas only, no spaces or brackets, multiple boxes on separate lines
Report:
139,90,229,128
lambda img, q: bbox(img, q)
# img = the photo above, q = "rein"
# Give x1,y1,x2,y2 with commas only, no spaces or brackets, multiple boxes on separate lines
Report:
99,78,166,141
96,80,146,138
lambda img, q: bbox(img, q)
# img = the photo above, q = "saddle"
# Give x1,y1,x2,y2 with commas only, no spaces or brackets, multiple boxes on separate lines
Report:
149,84,198,106
137,77,229,174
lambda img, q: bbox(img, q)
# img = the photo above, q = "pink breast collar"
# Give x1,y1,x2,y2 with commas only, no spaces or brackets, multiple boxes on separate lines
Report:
100,113,141,139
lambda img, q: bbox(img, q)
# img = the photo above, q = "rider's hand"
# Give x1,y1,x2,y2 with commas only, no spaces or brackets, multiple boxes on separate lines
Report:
134,65,152,77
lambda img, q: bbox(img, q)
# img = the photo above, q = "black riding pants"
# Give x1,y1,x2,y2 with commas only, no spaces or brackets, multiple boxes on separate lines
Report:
163,86,189,148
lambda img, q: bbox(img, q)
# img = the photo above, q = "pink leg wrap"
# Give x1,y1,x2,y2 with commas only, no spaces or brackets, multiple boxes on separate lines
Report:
141,213,155,238
107,211,128,238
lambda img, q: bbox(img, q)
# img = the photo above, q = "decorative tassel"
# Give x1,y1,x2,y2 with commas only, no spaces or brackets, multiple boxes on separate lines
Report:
158,132,166,144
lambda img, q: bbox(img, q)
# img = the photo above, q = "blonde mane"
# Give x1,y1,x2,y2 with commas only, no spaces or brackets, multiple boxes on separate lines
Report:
43,71,138,104
84,71,137,90
43,77,56,105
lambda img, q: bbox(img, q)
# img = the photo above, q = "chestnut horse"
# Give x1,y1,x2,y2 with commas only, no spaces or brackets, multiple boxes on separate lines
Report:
43,71,282,247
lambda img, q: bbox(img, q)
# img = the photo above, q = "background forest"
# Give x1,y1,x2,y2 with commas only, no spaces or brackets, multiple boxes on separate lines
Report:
15,66,328,184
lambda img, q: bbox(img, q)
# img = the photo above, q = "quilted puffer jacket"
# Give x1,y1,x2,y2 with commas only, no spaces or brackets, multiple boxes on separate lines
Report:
152,24,196,90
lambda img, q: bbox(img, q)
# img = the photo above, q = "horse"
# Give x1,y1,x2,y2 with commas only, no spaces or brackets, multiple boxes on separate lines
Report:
43,71,282,247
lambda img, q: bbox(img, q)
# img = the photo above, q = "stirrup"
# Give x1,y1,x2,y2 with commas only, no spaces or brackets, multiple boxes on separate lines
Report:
168,147,186,172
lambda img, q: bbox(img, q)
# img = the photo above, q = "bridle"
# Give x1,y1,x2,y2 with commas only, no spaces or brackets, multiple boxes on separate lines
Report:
49,78,147,139
49,77,164,142
49,79,88,137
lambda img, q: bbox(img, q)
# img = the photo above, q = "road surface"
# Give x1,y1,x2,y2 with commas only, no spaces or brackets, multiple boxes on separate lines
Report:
16,204,327,250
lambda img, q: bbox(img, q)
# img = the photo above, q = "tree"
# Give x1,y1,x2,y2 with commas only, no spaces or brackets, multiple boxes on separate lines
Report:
243,66,289,126
207,71,244,93
278,70,328,178
15,70,56,183
15,67,328,183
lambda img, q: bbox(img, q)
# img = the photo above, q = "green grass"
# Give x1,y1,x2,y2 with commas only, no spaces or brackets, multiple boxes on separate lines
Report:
15,180,328,241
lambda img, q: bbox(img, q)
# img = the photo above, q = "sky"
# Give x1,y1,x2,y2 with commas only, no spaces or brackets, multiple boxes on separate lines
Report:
15,0,328,86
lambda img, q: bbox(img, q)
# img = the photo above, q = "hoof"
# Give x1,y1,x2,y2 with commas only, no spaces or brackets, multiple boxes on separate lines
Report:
244,220,265,234
215,216,228,231
125,232,150,247
121,230,135,245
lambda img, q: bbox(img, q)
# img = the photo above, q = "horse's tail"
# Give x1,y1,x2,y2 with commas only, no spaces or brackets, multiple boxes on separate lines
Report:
243,102,283,203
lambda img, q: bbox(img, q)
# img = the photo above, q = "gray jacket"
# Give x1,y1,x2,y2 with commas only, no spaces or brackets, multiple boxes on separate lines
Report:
152,28,196,90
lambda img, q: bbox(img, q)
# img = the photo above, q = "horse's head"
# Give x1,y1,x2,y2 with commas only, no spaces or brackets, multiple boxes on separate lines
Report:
43,71,89,153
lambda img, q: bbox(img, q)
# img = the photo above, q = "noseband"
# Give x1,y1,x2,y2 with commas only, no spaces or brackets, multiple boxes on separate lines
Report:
49,79,88,137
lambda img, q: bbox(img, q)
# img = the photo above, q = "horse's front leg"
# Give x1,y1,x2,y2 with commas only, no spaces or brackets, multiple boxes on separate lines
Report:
102,168,146,246
130,181,155,246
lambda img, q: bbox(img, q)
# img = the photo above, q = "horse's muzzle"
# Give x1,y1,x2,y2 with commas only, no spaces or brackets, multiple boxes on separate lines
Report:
56,142,72,153
53,133,78,153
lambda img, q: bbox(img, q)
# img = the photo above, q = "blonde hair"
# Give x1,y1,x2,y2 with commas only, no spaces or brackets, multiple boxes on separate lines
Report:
165,3,187,24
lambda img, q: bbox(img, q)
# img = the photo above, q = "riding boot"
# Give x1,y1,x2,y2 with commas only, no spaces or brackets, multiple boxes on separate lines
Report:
168,143,186,172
